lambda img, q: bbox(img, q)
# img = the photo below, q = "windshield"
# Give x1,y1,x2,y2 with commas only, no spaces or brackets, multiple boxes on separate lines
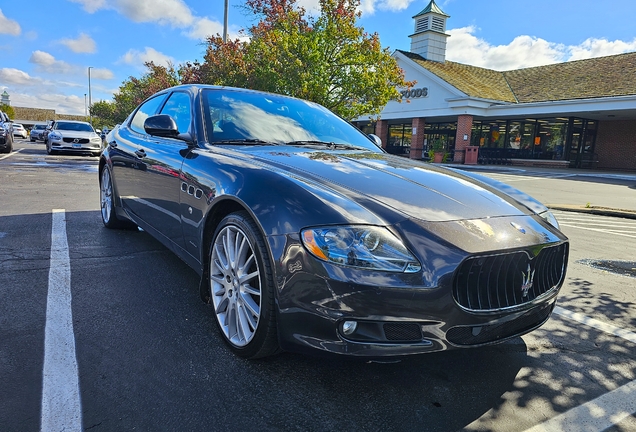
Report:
202,89,381,152
55,122,94,132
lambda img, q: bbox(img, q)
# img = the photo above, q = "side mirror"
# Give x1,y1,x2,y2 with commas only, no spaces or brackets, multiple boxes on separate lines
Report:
95,128,101,134
368,134,382,148
144,114,179,138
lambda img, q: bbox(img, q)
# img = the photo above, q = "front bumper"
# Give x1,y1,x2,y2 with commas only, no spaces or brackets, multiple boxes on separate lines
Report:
270,216,568,358
50,139,102,153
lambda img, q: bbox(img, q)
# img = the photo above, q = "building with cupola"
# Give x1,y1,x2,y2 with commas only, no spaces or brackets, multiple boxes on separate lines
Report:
355,0,636,170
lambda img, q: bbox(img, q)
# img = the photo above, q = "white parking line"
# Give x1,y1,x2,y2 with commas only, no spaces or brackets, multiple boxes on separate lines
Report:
41,209,82,432
0,148,22,160
523,307,636,432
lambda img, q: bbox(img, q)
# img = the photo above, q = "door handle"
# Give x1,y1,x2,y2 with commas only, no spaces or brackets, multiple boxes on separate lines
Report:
135,149,147,158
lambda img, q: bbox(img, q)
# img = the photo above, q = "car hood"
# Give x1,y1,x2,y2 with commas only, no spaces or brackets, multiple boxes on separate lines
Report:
245,147,545,222
55,131,98,138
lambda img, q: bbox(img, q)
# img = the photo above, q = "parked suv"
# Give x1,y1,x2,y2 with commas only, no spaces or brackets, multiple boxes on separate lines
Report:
0,110,13,153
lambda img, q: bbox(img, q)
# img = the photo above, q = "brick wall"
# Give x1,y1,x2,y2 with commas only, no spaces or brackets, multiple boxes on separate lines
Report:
375,120,389,150
13,106,87,122
596,120,636,171
453,114,473,163
409,117,426,159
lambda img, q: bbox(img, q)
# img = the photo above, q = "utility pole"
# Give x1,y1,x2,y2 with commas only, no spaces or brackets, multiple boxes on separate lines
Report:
223,0,228,42
88,67,93,125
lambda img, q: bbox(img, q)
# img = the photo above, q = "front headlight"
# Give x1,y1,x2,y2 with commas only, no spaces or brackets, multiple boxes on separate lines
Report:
539,210,560,230
301,225,421,273
90,137,102,143
49,132,61,140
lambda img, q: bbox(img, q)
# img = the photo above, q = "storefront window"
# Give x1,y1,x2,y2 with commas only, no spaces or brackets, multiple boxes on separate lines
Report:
387,124,412,155
536,120,567,160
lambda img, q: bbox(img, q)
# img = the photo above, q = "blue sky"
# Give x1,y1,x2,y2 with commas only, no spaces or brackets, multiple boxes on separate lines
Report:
1,0,636,115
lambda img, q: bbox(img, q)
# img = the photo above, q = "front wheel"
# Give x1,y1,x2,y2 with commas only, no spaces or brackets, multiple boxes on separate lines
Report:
209,212,279,359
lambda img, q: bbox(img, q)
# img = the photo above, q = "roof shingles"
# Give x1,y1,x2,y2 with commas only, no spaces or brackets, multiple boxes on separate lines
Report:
398,49,636,104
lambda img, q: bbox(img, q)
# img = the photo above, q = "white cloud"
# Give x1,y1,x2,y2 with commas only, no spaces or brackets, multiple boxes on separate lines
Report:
185,17,246,41
28,50,114,80
446,26,563,70
68,0,108,13
59,33,97,54
90,68,114,79
118,47,175,68
0,9,21,35
118,0,193,27
29,50,75,74
568,37,636,61
70,0,193,27
186,17,224,40
0,68,40,86
355,0,416,15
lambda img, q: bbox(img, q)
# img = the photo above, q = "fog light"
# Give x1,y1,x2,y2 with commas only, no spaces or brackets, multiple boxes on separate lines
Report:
342,320,358,335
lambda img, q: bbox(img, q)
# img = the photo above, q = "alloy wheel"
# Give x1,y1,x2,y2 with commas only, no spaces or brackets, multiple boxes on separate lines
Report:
210,225,262,347
100,168,113,224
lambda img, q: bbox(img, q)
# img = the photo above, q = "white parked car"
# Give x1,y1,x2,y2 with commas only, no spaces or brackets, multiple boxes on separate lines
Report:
45,120,102,156
13,123,27,139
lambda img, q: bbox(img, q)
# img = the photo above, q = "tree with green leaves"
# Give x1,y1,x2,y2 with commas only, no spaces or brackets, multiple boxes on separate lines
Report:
0,104,15,119
110,62,181,124
109,0,409,122
196,0,410,120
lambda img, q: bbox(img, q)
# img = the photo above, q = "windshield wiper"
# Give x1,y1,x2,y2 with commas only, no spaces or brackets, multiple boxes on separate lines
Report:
286,140,365,150
212,139,273,145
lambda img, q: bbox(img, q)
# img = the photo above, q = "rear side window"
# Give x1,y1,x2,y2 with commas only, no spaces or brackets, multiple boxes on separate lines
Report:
160,92,192,135
130,94,168,134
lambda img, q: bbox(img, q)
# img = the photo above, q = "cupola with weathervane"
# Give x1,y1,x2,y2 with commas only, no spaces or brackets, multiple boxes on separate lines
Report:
409,0,450,63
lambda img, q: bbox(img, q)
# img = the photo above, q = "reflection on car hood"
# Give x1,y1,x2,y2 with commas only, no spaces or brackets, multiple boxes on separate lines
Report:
54,131,98,138
247,148,541,222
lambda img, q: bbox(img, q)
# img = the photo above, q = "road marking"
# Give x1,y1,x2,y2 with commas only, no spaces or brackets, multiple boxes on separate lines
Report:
553,306,636,344
523,380,636,432
522,307,636,432
0,148,22,160
41,209,82,432
558,223,636,239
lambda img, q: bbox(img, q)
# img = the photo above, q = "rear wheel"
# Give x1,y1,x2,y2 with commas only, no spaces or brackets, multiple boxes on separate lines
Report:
100,166,136,229
209,212,279,359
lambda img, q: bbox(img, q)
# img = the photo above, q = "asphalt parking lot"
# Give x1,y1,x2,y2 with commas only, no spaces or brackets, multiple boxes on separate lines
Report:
2,139,636,431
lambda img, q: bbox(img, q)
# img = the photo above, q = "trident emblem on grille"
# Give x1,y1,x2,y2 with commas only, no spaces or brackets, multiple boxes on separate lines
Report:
521,264,535,297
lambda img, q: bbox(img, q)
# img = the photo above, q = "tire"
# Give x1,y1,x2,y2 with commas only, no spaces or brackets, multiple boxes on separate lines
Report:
100,166,136,229
209,211,279,359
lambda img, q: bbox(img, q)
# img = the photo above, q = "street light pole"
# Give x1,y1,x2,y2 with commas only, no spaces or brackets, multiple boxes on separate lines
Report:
88,67,93,125
223,0,228,42
84,93,87,117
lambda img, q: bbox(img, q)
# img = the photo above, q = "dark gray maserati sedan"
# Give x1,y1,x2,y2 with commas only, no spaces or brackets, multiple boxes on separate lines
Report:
99,85,568,359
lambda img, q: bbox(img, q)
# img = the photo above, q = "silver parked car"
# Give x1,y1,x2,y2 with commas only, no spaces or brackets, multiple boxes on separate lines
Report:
46,120,102,156
30,124,47,141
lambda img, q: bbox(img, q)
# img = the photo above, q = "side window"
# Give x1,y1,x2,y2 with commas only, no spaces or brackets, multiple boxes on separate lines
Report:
130,94,168,134
160,92,192,135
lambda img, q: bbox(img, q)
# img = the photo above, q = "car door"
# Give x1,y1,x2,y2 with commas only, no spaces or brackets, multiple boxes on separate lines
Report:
110,93,168,219
133,91,194,250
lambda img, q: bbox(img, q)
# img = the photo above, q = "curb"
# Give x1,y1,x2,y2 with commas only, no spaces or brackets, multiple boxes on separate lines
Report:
547,204,636,220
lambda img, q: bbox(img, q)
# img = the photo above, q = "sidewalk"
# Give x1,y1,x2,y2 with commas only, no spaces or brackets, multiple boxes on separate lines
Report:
445,163,636,219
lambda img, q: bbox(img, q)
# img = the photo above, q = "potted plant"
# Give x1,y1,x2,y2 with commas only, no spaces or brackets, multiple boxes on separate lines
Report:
429,137,446,163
